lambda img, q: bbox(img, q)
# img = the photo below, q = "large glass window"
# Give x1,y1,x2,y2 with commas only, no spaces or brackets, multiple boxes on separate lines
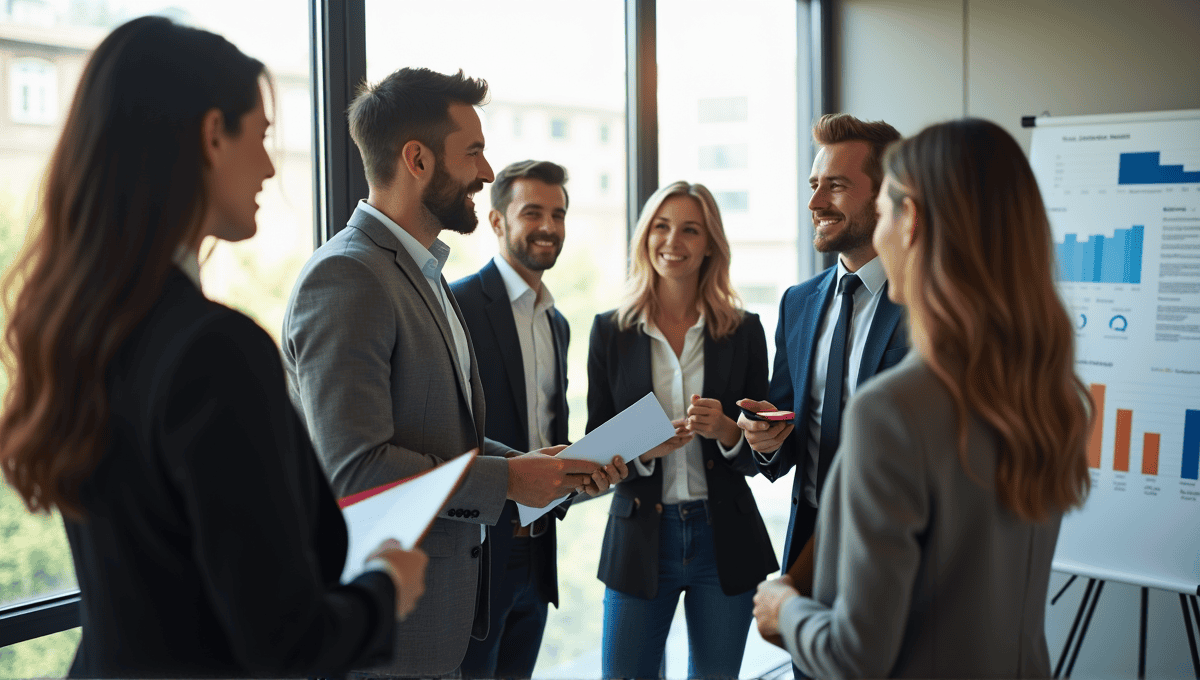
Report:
657,0,801,671
0,1,313,674
363,2,627,675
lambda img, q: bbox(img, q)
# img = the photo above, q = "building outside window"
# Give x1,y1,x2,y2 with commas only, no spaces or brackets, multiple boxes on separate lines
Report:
8,57,57,125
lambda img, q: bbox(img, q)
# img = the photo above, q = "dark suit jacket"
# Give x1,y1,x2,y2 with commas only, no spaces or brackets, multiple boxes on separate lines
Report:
65,269,393,678
756,265,908,572
449,259,571,607
587,311,779,599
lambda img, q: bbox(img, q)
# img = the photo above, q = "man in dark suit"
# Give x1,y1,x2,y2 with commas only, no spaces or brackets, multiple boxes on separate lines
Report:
738,114,907,592
448,160,573,679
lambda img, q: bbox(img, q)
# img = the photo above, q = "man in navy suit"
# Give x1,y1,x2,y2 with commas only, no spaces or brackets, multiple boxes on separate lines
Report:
451,160,626,679
738,114,907,592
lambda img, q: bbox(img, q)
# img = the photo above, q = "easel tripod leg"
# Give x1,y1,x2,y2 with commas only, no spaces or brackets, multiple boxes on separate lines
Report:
1182,594,1200,679
1055,578,1096,679
1065,580,1105,679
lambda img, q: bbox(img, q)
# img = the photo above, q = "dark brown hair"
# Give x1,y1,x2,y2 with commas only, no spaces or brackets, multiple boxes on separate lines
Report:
812,113,901,192
347,68,488,188
491,160,570,216
883,118,1091,522
0,16,265,519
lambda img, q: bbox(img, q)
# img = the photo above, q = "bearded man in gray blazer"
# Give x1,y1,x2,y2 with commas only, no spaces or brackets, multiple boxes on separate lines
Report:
282,67,603,678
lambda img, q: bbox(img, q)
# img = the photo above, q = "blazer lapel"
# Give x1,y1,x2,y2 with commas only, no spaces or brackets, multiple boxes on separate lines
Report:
791,267,837,415
347,209,477,417
480,262,529,445
856,284,903,385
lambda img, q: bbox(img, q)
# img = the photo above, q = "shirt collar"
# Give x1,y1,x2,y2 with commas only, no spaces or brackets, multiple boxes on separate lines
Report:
837,255,886,296
173,245,202,290
359,199,449,281
492,255,555,312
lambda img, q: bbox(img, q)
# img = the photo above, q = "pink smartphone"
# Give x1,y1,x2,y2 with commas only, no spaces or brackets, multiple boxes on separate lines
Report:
740,407,795,422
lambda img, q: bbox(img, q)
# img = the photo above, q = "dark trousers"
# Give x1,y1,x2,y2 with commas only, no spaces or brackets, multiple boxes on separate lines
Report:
459,537,549,680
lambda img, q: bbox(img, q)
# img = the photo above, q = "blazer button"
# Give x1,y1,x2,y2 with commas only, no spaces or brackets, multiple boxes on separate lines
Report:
792,497,798,505
706,459,715,470
470,546,481,558
655,503,663,514
471,510,480,518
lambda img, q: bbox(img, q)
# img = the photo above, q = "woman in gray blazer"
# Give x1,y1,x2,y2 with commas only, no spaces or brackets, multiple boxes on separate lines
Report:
753,118,1093,678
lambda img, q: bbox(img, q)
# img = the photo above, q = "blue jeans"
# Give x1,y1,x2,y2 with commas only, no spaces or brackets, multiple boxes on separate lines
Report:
601,500,754,680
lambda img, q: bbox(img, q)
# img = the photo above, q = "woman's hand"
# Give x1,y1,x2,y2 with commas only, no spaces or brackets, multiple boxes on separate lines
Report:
368,539,428,621
686,394,742,449
639,418,693,464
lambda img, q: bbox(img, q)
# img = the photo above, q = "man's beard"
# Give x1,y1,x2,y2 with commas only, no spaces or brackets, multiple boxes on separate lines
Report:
812,195,876,254
503,219,562,272
422,159,483,235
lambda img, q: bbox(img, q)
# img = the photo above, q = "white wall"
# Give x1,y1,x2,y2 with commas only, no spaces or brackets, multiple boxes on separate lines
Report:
834,1,1200,677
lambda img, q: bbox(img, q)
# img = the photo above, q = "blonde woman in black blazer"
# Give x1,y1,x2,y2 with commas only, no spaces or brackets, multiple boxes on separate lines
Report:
588,182,778,680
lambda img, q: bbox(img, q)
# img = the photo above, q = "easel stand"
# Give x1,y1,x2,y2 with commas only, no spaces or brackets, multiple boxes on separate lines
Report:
1050,575,1200,679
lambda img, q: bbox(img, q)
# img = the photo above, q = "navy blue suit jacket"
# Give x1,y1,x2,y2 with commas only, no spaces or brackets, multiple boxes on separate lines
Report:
449,259,570,607
757,265,908,572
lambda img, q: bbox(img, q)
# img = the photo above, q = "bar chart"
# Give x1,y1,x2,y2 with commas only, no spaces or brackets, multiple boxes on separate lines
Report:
1086,382,1200,479
1056,226,1144,284
1118,151,1200,185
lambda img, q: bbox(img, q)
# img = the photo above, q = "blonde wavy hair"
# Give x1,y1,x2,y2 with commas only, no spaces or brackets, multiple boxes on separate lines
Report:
615,181,743,340
883,119,1092,522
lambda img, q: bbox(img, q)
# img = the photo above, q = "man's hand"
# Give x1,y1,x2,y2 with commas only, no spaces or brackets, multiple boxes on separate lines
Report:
580,455,629,496
369,539,428,621
754,574,800,649
736,398,795,455
639,418,693,464
507,446,600,507
686,394,741,449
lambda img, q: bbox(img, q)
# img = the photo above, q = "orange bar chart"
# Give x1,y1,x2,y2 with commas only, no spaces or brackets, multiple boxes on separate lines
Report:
1141,433,1160,475
1087,384,1105,468
1113,409,1132,472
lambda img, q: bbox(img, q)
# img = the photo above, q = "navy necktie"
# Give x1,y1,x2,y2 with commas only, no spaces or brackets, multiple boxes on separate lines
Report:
816,273,862,497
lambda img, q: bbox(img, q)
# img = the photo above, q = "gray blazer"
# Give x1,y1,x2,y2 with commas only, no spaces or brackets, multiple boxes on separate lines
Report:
282,206,514,676
780,354,1060,679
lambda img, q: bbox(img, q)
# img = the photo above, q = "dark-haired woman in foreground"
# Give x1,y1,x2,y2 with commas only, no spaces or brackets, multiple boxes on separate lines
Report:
753,119,1092,678
0,16,423,677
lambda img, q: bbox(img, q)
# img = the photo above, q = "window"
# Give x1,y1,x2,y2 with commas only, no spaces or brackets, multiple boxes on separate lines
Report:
698,96,748,123
550,116,569,139
600,172,610,192
713,190,750,212
512,113,523,138
9,57,58,125
600,122,611,143
698,143,749,170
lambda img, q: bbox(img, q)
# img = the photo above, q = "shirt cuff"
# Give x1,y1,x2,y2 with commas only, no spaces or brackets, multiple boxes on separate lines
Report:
633,455,656,477
717,432,746,460
752,445,781,466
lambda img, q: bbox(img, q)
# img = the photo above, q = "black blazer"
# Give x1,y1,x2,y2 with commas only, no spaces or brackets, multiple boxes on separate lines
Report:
65,269,394,678
586,311,779,599
756,265,908,572
449,259,570,607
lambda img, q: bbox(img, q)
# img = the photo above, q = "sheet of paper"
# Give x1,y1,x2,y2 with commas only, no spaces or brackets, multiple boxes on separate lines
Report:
516,392,675,526
338,450,476,583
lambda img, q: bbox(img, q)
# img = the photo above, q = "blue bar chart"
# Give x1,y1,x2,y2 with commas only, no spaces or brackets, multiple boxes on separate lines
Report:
1055,225,1144,284
1184,409,1199,480
1118,151,1200,184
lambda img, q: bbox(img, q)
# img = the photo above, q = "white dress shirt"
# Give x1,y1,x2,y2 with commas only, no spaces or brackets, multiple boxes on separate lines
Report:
798,256,887,507
633,315,745,504
359,200,473,410
492,256,558,450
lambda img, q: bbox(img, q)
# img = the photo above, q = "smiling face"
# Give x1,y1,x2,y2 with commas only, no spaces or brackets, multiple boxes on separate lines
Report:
422,102,494,234
808,140,878,268
646,194,710,285
202,89,275,243
494,177,567,276
873,174,915,305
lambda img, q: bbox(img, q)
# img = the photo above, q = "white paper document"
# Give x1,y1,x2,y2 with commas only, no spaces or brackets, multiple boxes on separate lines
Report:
338,450,476,583
516,392,675,526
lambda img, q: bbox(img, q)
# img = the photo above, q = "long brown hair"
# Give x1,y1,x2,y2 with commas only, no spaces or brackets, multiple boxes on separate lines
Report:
0,16,265,519
615,181,743,339
883,118,1091,522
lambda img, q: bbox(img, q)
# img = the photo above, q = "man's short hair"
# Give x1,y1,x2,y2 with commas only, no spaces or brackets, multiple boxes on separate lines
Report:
490,160,570,216
812,113,901,192
347,67,488,188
